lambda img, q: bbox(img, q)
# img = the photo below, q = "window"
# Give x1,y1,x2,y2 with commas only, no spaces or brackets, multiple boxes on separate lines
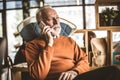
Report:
7,10,23,61
0,2,3,10
44,0,82,6
85,0,96,4
4,0,40,63
30,8,39,17
70,32,84,47
85,6,96,29
30,0,40,7
54,6,83,29
6,1,22,9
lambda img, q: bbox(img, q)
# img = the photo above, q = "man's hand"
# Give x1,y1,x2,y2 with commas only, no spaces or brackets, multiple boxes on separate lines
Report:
58,70,78,80
42,26,54,47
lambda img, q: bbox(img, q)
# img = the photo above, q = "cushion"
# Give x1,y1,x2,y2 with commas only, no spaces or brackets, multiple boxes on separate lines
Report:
20,22,72,41
20,22,41,41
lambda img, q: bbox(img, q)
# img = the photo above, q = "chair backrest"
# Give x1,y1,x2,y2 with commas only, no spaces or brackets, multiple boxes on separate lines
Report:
17,16,77,41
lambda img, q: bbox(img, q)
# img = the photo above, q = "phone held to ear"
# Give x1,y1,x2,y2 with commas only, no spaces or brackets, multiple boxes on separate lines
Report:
39,20,46,29
39,20,57,39
39,20,54,34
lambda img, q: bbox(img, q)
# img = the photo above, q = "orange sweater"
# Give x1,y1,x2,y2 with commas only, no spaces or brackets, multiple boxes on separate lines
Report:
25,35,90,80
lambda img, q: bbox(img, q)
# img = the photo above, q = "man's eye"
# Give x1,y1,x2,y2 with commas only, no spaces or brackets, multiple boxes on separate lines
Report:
47,17,59,21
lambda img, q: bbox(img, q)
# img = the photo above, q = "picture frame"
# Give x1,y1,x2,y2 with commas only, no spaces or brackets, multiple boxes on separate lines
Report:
95,2,120,29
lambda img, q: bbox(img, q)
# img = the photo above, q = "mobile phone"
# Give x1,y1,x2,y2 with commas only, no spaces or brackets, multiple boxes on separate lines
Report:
39,20,55,36
39,20,46,29
39,20,54,31
41,20,46,26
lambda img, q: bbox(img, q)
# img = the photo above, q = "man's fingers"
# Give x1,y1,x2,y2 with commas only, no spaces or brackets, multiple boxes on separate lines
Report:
58,72,64,80
58,71,78,80
58,72,72,80
42,26,51,34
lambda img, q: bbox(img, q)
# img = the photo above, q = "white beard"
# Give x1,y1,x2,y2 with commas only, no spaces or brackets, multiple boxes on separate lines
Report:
51,24,61,38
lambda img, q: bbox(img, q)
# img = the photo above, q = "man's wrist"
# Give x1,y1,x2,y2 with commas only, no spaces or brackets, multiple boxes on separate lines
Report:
48,43,53,47
48,38,53,47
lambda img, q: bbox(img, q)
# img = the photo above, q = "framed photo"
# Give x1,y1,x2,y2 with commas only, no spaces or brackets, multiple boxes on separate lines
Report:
112,52,120,64
96,3,120,29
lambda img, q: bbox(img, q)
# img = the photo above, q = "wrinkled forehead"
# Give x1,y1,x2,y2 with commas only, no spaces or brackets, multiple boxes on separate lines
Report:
41,8,58,19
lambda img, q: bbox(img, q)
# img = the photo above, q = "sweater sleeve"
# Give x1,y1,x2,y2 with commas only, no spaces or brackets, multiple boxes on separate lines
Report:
73,42,90,74
25,41,54,80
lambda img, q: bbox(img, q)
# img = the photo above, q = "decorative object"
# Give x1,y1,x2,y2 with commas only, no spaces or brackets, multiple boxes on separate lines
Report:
91,38,107,67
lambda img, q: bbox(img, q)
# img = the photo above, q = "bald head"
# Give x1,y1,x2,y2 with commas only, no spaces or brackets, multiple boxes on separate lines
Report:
36,6,59,25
